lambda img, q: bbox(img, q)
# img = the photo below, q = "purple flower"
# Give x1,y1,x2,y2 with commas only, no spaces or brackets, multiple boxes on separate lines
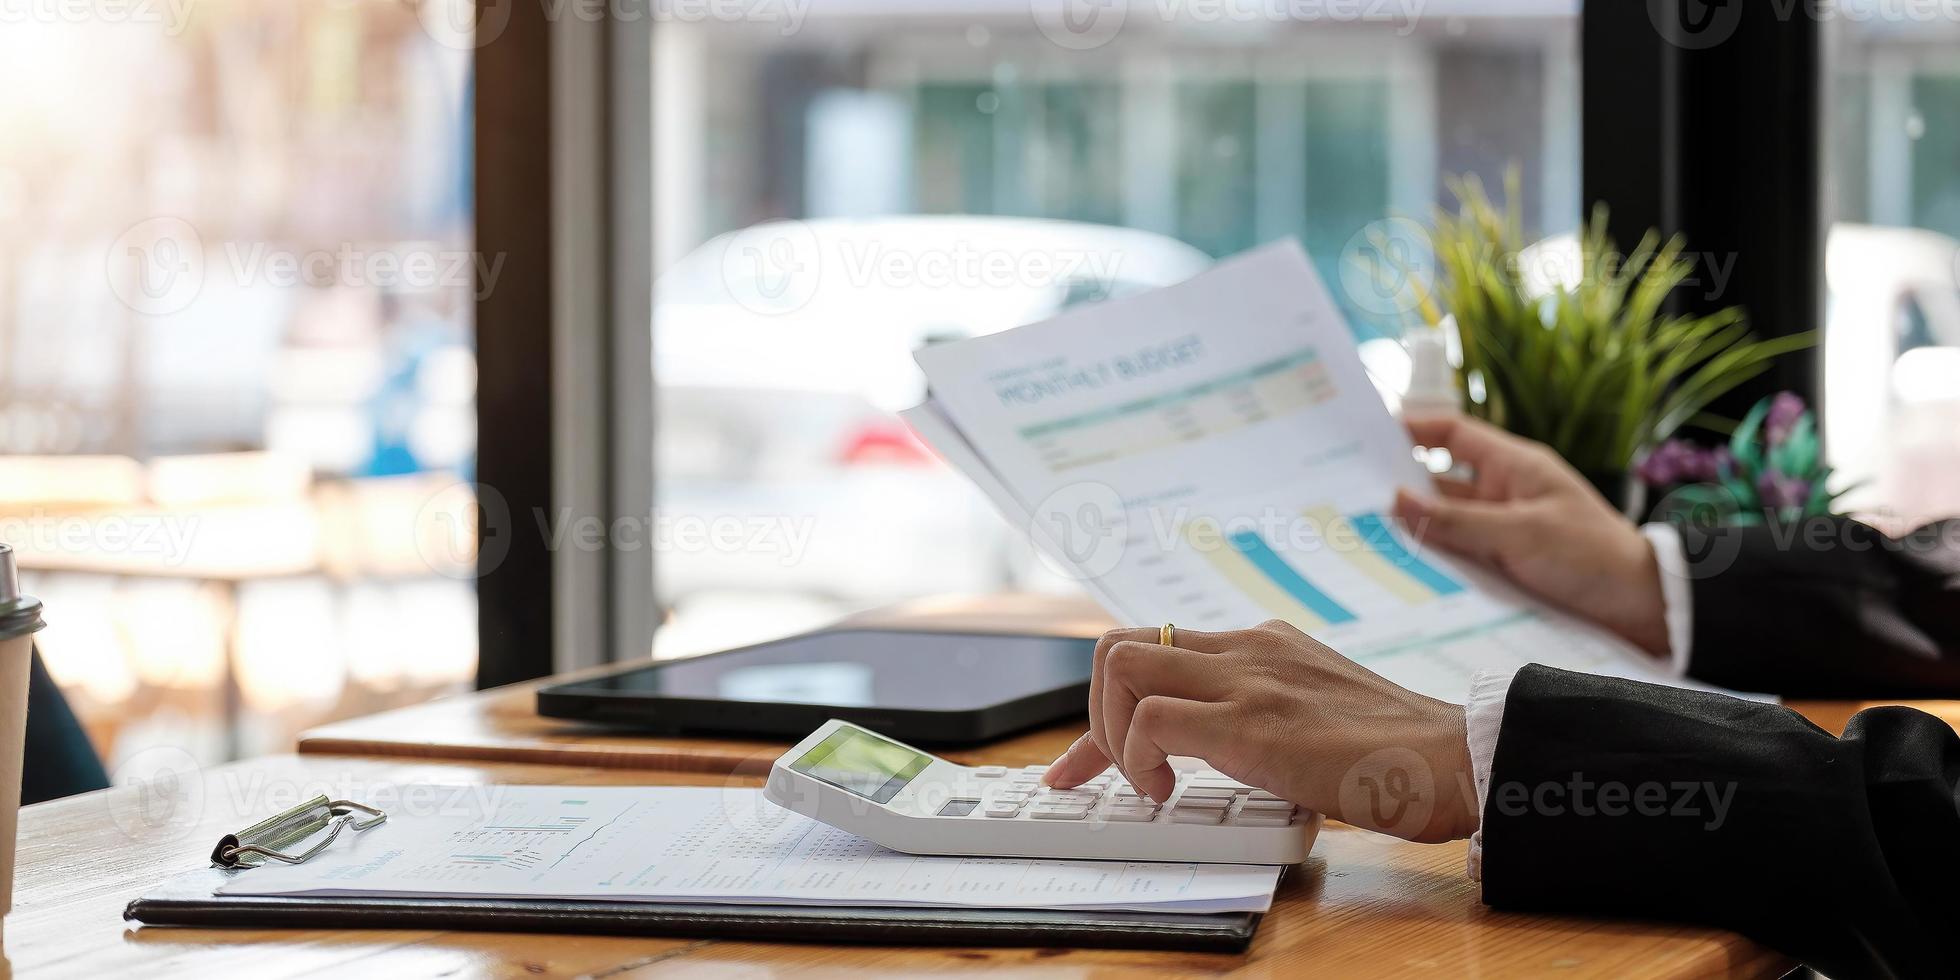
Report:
1757,469,1810,511
1764,391,1807,446
1637,440,1692,486
1638,439,1726,487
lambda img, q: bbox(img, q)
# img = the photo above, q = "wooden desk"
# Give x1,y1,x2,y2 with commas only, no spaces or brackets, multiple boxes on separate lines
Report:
298,594,1112,774
297,667,1950,776
12,753,1790,977
298,588,1951,773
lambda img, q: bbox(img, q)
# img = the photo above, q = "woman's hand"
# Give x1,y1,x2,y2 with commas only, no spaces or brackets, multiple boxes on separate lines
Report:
1395,415,1670,658
1042,621,1478,844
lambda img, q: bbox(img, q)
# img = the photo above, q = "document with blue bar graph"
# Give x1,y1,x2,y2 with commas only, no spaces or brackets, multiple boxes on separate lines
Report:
906,240,1747,703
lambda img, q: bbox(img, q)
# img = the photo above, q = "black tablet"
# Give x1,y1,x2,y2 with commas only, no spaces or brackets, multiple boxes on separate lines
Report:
535,629,1095,745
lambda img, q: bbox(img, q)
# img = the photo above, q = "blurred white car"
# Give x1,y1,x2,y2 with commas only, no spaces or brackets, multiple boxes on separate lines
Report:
1823,224,1960,519
651,217,1212,629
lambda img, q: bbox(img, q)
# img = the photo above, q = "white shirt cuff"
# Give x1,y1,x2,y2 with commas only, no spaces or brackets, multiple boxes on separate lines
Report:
1640,523,1695,677
1463,667,1517,880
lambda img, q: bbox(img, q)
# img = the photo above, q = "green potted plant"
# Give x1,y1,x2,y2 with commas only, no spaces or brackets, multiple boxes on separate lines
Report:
1400,173,1814,513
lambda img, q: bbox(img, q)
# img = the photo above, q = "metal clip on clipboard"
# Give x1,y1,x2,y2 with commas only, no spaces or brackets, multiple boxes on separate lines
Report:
210,795,387,869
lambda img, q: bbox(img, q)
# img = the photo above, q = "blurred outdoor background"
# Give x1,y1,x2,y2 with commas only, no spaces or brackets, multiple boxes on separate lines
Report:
4,0,1958,778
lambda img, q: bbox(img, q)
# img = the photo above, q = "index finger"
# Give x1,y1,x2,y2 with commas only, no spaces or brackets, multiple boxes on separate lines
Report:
1043,732,1114,789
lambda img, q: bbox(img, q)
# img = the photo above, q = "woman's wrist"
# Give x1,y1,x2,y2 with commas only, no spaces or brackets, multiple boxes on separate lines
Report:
1602,533,1670,658
1424,706,1480,843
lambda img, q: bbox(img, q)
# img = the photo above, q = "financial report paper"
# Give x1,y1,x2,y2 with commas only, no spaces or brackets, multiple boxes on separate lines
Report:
908,240,1741,702
217,786,1282,914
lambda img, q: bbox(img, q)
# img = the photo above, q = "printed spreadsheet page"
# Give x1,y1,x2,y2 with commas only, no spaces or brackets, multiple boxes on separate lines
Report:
216,786,1281,913
908,240,1749,703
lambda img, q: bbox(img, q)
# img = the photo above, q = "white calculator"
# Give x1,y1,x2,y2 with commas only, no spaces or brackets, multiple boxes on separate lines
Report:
763,719,1320,864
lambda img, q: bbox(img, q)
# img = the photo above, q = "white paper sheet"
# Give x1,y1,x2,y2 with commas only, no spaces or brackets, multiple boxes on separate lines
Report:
217,786,1282,914
909,240,1749,702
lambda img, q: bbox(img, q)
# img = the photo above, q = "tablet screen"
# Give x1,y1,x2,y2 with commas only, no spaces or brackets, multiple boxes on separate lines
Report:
567,630,1094,711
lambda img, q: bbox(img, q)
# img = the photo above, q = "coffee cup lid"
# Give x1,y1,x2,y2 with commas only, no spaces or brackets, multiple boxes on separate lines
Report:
0,544,44,640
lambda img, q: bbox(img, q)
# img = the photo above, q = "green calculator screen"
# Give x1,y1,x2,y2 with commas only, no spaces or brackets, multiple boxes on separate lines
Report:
789,727,932,803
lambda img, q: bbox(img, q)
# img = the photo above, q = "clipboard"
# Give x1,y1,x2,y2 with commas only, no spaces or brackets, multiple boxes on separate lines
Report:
124,793,1268,952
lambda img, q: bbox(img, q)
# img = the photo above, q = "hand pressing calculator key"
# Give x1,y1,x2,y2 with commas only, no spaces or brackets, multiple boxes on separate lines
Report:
763,719,1320,864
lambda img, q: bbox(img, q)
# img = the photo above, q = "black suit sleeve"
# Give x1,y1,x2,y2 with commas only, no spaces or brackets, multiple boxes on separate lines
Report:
22,645,107,805
1480,664,1960,979
1677,516,1960,697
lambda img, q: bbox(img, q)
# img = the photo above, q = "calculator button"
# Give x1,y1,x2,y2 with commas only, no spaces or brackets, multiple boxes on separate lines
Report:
1038,790,1100,803
1170,794,1230,809
1240,799,1295,812
1098,807,1157,822
1247,790,1284,802
1169,809,1223,825
1177,786,1240,799
1227,812,1293,827
984,804,1022,818
1034,791,1097,807
974,766,1008,778
1020,765,1049,775
1030,806,1089,820
993,791,1031,804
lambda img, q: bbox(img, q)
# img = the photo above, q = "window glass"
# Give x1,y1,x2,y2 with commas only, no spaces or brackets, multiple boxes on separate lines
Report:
1826,14,1960,523
650,5,1580,657
1,3,477,775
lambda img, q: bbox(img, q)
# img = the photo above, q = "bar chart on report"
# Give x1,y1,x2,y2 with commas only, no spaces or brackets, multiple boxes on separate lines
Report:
1142,503,1643,698
1178,507,1471,630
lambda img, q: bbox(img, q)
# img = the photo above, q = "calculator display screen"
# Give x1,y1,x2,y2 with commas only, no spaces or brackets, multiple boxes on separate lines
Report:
789,727,932,803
